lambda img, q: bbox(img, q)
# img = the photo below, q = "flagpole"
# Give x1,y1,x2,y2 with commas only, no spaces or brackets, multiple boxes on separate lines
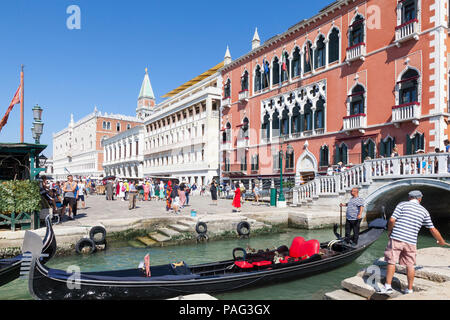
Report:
20,65,24,143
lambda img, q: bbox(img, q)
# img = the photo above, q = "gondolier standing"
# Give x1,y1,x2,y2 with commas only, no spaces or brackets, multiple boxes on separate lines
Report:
340,187,364,245
379,190,448,295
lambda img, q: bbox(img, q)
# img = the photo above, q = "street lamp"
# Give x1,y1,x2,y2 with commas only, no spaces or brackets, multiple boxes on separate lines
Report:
277,144,292,208
31,104,44,144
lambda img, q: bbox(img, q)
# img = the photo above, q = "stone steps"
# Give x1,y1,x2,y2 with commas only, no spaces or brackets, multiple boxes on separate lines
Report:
148,232,171,242
168,224,191,233
323,289,367,300
157,227,181,238
135,236,157,246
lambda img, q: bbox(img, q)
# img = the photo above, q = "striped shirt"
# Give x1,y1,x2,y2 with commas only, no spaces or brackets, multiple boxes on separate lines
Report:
390,200,434,245
346,197,365,220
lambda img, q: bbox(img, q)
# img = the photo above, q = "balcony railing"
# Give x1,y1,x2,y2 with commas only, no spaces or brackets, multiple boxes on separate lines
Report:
238,90,249,102
346,42,366,63
220,141,232,152
223,164,247,174
237,136,250,149
395,19,419,45
343,113,367,132
392,102,420,127
222,97,231,107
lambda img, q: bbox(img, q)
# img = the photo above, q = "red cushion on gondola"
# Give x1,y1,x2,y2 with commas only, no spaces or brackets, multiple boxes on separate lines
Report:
289,236,305,258
252,260,272,267
298,239,320,260
234,261,254,269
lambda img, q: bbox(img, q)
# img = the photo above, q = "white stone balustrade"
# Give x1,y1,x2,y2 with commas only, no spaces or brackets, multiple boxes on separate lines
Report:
343,114,367,132
395,19,419,44
293,153,450,205
392,102,420,125
238,90,249,101
346,43,366,62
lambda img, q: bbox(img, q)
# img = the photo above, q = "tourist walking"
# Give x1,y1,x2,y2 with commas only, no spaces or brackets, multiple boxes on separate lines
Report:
106,180,113,201
185,184,190,206
210,180,218,206
232,182,241,212
128,181,138,210
253,183,260,204
61,175,77,221
378,190,448,295
159,181,165,201
118,181,125,201
144,182,150,201
78,179,87,208
340,187,364,245
179,182,186,208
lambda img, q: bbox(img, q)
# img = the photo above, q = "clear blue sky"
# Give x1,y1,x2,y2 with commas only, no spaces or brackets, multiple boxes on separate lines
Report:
0,0,333,157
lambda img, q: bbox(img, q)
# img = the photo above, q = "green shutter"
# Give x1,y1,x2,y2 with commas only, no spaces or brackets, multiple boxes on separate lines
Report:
406,134,412,155
379,141,385,158
420,133,425,150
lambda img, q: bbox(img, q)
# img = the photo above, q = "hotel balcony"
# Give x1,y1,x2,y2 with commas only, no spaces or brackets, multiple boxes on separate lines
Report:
236,136,249,149
392,102,420,127
343,113,367,133
238,90,249,102
395,19,419,46
345,42,366,63
220,141,232,152
223,164,247,175
222,96,231,108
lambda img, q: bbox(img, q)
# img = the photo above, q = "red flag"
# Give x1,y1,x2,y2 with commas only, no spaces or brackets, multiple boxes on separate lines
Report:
0,84,21,133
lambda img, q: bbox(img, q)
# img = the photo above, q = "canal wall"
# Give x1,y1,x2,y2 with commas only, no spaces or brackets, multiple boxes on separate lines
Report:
323,247,450,300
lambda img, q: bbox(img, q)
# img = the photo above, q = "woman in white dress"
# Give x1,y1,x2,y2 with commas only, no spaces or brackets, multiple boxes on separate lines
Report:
159,181,165,200
118,181,125,201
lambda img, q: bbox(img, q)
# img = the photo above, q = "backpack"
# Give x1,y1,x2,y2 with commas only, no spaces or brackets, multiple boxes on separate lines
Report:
170,188,178,199
121,185,126,192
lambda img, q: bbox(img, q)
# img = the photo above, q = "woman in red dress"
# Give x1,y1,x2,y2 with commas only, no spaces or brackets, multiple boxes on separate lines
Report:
232,183,241,212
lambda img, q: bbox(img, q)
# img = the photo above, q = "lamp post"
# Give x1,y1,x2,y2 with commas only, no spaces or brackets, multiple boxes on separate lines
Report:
31,104,44,144
277,144,291,208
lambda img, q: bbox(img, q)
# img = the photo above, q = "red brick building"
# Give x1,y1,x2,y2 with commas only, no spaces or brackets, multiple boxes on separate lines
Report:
220,0,450,187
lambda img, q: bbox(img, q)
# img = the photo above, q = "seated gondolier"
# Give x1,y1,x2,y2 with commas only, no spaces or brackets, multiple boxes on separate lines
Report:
379,190,448,295
340,188,364,245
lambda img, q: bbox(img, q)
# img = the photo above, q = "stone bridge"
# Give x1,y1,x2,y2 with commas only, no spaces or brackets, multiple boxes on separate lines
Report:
292,153,450,223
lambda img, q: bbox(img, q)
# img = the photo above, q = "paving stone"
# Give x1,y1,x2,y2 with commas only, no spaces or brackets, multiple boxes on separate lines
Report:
341,276,381,299
169,224,191,232
128,240,147,248
148,232,171,242
323,289,367,300
158,227,180,237
136,236,157,246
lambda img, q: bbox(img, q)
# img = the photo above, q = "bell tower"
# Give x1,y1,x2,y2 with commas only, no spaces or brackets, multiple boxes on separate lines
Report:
137,67,156,119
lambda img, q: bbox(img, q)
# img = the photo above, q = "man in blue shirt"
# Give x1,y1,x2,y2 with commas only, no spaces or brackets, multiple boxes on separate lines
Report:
340,187,364,245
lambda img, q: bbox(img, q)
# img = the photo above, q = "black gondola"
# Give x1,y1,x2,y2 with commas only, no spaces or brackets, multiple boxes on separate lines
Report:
26,219,386,300
0,215,56,287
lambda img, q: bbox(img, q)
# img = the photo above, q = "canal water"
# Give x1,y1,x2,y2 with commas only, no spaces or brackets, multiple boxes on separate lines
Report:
0,224,447,300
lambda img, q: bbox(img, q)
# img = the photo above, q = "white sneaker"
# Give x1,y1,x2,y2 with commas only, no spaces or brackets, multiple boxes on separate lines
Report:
378,285,394,295
403,289,413,294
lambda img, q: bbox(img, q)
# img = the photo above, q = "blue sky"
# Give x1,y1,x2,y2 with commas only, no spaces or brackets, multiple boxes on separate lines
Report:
0,0,333,157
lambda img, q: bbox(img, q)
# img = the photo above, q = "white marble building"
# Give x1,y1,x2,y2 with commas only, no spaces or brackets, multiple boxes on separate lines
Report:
141,62,223,186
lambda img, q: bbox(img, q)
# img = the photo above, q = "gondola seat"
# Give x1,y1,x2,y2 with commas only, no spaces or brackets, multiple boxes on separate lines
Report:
289,236,305,258
296,239,320,260
251,260,272,267
234,261,254,269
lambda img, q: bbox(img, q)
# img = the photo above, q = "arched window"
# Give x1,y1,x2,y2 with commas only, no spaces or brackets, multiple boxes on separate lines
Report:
222,122,231,143
240,117,249,139
406,132,424,155
272,57,280,85
241,70,249,91
336,143,348,165
281,52,290,82
399,69,419,104
254,65,262,92
272,109,280,137
303,101,313,131
261,112,271,140
292,47,301,78
262,60,270,89
328,28,340,63
362,139,376,161
291,103,301,134
251,154,259,172
285,145,294,170
349,85,365,115
315,35,326,69
380,136,396,158
349,15,365,47
281,107,289,136
401,0,417,23
320,145,329,167
315,97,325,130
303,41,313,73
224,79,231,98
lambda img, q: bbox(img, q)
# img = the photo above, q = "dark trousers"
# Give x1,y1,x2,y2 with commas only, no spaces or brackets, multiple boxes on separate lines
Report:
185,193,189,205
345,219,361,244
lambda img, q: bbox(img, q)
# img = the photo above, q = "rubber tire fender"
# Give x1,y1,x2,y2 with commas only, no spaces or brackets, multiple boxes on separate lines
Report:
75,238,96,254
195,222,207,235
89,226,107,245
196,233,209,243
236,221,251,237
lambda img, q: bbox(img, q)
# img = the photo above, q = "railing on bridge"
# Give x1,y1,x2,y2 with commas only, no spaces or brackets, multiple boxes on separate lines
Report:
292,153,450,205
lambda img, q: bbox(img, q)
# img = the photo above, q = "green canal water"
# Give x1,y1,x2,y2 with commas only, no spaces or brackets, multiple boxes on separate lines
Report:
0,225,446,300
